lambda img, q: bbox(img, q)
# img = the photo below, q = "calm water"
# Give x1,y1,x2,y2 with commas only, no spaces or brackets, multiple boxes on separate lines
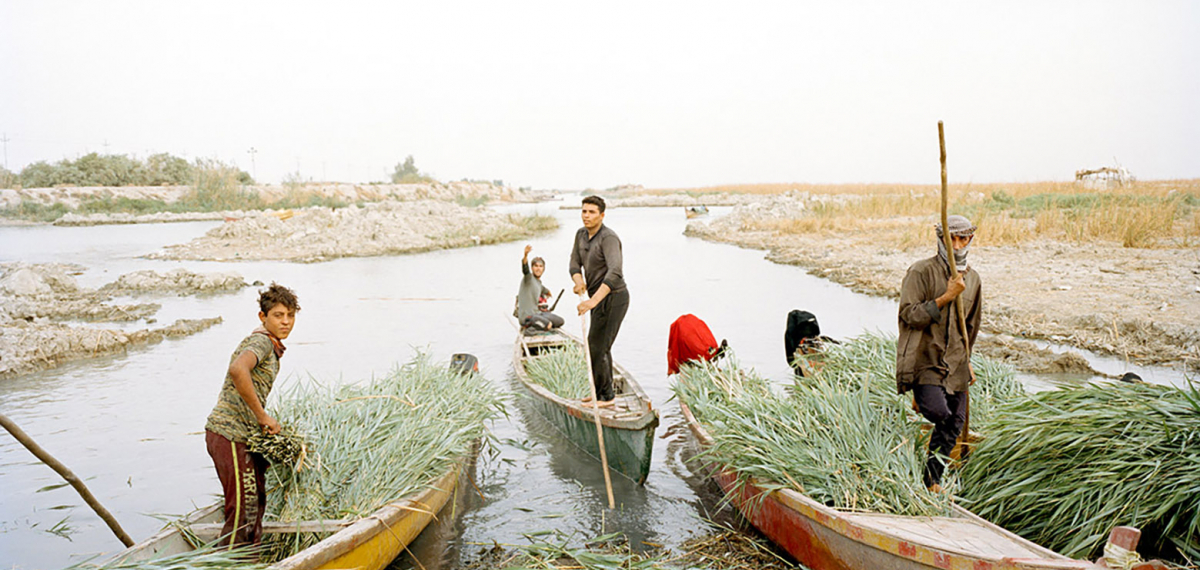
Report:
0,204,1183,569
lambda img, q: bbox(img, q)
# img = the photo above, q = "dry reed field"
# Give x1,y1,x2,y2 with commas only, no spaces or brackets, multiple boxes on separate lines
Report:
675,180,1200,371
655,179,1200,249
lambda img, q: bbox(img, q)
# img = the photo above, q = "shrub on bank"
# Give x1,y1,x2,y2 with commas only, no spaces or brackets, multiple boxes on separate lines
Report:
15,152,253,189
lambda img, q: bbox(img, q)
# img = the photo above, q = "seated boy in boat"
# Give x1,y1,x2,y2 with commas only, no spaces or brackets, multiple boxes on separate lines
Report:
516,244,564,333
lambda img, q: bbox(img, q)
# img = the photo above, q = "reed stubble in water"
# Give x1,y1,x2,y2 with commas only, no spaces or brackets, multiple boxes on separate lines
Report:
523,344,590,400
258,352,503,560
958,381,1200,562
673,332,1022,518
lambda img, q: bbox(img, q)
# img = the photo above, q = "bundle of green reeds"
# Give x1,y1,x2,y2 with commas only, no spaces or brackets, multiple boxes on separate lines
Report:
674,332,1022,517
523,343,590,400
247,424,306,469
258,352,503,560
958,381,1200,561
61,544,269,569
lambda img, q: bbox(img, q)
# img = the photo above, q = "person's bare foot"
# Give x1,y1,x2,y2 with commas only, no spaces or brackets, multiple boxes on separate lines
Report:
582,399,615,409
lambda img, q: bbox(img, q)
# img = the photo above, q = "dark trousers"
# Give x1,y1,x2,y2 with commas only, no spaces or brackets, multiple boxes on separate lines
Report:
913,384,968,487
206,430,270,546
522,311,565,332
588,288,629,401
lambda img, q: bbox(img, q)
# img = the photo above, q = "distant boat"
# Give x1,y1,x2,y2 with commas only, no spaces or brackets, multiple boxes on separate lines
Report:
684,205,709,218
513,329,659,484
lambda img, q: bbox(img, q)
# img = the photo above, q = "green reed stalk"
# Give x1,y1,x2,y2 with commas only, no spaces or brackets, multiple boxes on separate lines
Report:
958,381,1200,561
673,332,1022,518
523,344,590,400
256,352,503,560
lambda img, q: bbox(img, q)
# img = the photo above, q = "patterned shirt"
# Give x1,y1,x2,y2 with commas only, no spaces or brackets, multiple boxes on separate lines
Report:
205,333,279,443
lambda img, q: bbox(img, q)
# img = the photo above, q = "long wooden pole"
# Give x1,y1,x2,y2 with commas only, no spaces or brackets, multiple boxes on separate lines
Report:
939,122,970,353
0,413,135,547
939,121,972,454
579,293,616,509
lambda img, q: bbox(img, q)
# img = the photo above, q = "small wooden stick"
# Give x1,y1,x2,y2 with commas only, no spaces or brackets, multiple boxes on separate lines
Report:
579,293,616,509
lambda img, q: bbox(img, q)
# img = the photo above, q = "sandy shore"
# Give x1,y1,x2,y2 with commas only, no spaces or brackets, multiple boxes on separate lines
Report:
686,195,1200,372
149,200,556,263
0,264,245,378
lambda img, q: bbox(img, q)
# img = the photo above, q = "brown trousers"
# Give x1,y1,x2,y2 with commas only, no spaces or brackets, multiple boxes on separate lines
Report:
205,430,269,546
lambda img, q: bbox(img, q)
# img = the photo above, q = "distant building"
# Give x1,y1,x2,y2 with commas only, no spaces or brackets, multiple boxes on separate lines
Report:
1075,166,1133,189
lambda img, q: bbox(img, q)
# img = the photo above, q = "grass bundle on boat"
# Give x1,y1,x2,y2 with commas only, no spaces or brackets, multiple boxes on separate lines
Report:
958,381,1200,562
523,343,590,400
62,544,270,570
259,352,503,560
673,332,1021,517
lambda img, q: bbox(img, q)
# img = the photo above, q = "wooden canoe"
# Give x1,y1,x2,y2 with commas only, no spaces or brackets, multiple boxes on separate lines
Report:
513,329,659,484
112,456,468,570
677,399,1103,570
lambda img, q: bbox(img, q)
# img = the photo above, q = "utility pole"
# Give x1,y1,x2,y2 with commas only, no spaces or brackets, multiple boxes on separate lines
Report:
1,133,9,170
103,139,111,154
247,147,258,180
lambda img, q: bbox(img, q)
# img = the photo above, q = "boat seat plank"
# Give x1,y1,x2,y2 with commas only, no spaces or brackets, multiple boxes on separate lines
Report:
841,513,1052,560
188,519,354,542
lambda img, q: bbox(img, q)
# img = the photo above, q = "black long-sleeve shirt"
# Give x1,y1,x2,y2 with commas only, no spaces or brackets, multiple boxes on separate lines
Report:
569,224,626,296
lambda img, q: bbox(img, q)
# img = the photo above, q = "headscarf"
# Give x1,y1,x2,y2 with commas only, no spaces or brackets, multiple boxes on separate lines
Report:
936,215,976,272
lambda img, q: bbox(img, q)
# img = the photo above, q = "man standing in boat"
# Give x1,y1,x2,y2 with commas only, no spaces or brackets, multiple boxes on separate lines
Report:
896,215,981,492
571,195,629,408
517,244,564,332
204,283,300,546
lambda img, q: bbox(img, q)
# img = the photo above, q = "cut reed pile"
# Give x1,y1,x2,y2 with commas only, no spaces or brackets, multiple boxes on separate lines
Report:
959,381,1200,562
62,544,269,570
523,343,590,400
259,352,503,560
673,332,1022,517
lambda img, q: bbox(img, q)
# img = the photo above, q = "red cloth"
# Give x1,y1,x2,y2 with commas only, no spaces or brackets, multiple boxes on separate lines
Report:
667,314,718,375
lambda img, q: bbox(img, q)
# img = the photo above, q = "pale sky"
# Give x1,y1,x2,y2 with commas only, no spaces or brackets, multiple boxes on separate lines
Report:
2,1,1197,189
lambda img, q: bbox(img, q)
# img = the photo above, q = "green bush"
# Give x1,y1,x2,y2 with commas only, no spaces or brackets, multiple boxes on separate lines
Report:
390,155,435,184
0,166,16,189
17,153,249,188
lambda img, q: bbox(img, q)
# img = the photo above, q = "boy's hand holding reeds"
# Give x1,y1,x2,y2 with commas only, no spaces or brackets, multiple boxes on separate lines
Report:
259,414,281,435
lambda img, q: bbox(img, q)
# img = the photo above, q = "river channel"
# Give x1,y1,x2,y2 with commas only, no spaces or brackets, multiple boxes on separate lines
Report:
0,203,1181,569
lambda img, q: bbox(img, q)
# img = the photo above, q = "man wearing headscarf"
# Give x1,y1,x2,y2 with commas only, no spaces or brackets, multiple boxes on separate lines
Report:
896,214,981,492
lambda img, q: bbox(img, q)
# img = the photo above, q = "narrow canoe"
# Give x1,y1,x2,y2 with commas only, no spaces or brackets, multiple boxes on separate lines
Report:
112,455,468,570
684,205,709,218
513,329,659,484
677,399,1102,570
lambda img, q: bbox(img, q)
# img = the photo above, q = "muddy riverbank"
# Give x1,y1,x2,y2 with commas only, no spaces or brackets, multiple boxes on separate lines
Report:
0,263,243,378
686,195,1200,372
149,200,557,263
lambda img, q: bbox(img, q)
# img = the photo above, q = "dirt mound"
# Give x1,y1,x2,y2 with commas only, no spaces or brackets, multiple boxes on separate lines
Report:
150,200,557,262
0,263,248,378
100,268,246,295
0,317,222,378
